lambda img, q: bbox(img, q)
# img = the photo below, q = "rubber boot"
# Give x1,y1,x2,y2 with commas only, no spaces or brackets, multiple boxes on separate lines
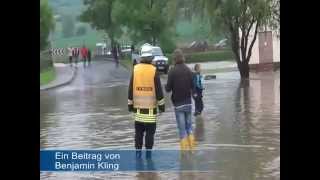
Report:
187,134,196,151
180,137,189,151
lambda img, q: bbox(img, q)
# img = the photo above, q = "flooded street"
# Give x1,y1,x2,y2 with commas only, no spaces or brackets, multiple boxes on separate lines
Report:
40,61,280,180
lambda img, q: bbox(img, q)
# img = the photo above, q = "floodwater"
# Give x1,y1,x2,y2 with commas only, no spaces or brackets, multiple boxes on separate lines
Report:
40,61,280,180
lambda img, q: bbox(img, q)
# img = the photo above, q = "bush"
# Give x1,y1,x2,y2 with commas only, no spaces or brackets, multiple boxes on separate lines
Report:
167,50,234,64
40,50,53,72
40,67,56,85
159,32,176,54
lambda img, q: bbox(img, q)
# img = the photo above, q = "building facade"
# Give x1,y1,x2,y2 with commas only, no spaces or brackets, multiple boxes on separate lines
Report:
240,27,280,71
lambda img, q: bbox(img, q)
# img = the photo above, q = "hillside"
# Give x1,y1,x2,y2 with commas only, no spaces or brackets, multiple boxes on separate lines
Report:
47,0,224,50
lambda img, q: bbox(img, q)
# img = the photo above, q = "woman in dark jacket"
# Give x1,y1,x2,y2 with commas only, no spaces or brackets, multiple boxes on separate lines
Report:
165,49,197,151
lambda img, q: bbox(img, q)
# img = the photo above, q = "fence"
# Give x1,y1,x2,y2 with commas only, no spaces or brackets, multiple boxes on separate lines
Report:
40,50,53,72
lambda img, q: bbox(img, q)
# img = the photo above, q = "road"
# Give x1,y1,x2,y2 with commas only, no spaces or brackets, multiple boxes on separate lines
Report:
40,60,280,180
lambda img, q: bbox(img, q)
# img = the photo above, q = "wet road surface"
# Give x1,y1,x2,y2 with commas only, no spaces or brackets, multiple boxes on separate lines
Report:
40,60,280,180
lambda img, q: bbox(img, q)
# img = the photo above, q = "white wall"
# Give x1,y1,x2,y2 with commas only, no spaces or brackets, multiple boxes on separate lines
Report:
240,26,280,65
272,34,280,62
249,35,260,64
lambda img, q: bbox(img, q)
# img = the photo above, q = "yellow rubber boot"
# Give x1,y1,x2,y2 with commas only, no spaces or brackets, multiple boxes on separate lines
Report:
180,137,189,151
187,134,196,151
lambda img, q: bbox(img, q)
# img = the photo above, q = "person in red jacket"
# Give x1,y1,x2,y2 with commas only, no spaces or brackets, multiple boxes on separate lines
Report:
81,45,88,68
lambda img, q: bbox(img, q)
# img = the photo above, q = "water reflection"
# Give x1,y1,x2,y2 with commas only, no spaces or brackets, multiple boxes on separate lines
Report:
136,172,160,180
194,116,205,142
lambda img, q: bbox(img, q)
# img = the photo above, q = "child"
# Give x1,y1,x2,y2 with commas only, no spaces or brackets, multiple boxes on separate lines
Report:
193,64,204,116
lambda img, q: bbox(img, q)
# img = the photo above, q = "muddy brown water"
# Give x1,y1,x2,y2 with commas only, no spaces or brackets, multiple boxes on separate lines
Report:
40,61,280,180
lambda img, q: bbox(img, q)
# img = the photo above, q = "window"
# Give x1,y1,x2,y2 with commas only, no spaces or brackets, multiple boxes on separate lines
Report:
152,47,163,56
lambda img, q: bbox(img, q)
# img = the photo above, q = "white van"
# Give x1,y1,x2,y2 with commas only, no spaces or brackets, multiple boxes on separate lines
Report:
132,44,169,74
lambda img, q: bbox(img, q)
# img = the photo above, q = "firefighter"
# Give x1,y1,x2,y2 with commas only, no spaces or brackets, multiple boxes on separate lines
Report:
128,44,165,158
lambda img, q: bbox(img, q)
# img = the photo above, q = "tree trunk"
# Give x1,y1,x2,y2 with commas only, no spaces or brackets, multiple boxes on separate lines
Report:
239,61,250,79
110,38,115,49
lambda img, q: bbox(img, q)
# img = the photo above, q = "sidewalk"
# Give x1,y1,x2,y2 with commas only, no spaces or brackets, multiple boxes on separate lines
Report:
186,61,237,70
186,61,237,75
40,63,76,91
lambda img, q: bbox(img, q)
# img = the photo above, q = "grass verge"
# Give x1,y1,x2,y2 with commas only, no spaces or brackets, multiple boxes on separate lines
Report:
120,57,133,71
119,50,234,72
167,50,234,64
40,67,56,86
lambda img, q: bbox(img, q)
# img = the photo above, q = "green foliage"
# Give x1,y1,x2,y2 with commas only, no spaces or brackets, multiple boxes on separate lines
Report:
119,57,133,71
61,14,75,38
80,0,122,46
76,25,87,36
159,30,176,54
185,50,234,63
51,30,104,52
40,67,56,85
40,50,54,71
80,0,178,50
167,50,234,64
116,0,177,50
40,0,55,50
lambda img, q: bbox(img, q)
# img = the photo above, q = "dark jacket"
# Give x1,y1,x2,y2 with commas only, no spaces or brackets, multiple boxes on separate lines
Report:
165,63,195,107
128,63,165,113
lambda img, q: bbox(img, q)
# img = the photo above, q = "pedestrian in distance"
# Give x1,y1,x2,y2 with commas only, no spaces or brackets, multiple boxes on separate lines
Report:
87,48,92,66
192,64,204,116
131,44,135,54
81,45,88,68
67,46,73,67
73,47,79,67
112,45,119,64
128,44,165,159
165,49,197,151
117,43,121,58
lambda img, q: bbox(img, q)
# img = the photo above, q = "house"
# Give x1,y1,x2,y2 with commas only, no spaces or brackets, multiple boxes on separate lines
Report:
240,27,280,71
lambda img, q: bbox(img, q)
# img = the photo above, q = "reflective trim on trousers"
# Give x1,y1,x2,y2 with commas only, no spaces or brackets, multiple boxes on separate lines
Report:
134,113,156,123
157,98,165,106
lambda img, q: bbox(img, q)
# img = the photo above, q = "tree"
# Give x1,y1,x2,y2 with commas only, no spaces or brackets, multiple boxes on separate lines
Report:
116,0,177,49
193,0,278,79
62,14,75,38
76,25,87,36
80,0,122,48
268,0,280,34
40,0,55,50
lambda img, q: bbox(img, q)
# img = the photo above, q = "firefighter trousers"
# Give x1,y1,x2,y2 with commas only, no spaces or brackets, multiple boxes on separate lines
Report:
135,121,156,150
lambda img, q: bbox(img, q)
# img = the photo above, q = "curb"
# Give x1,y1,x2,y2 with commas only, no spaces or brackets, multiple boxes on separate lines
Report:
40,67,77,91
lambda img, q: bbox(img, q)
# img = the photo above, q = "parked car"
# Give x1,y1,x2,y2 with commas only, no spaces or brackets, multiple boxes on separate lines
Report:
132,44,169,74
121,45,132,53
214,38,228,49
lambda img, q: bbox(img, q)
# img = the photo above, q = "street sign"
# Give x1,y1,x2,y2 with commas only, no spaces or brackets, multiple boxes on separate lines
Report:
51,48,66,56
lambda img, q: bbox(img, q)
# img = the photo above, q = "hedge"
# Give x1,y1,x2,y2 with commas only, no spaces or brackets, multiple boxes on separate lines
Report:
40,50,53,72
167,50,234,64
